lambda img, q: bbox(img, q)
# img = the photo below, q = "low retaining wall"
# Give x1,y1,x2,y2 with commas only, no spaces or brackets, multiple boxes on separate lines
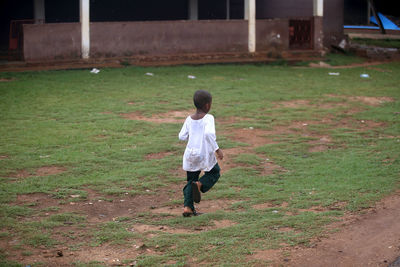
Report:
24,19,289,62
23,23,81,62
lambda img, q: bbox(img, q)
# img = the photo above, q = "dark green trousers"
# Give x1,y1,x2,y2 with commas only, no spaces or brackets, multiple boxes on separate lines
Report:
183,163,221,211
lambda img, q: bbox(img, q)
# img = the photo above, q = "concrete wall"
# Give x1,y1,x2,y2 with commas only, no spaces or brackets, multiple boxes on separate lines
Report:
90,20,248,57
257,0,313,18
323,0,344,47
257,0,344,47
23,23,81,61
24,19,289,61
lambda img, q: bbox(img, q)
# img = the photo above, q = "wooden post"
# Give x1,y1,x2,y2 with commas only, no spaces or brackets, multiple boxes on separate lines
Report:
367,1,372,25
368,0,385,34
248,0,255,53
80,0,90,59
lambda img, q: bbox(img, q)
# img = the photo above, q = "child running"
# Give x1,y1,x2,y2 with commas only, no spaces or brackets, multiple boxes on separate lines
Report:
179,90,223,217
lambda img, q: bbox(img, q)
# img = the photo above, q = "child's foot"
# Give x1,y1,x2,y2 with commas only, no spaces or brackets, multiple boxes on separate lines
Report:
182,206,197,217
192,181,201,203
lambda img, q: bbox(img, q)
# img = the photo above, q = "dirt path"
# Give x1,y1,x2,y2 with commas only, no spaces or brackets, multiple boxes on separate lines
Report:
285,191,400,267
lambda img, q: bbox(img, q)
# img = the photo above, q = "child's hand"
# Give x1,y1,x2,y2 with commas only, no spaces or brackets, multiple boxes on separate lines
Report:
216,149,224,160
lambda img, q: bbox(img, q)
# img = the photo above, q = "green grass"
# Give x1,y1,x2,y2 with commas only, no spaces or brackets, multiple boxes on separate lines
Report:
323,53,366,66
351,38,400,49
0,59,399,266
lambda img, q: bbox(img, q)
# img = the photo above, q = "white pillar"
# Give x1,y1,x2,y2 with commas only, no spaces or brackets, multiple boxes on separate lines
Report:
248,0,256,53
188,0,198,20
80,0,90,59
226,0,230,20
34,0,45,24
313,0,323,17
244,0,249,20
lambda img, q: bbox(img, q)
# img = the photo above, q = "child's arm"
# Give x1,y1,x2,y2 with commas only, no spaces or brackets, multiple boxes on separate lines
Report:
205,115,221,158
216,149,224,160
179,118,189,141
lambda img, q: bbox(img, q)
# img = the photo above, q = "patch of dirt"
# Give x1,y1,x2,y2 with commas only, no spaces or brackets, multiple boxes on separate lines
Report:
150,199,240,217
227,128,277,147
252,192,400,266
297,206,328,213
36,166,67,176
308,136,333,152
326,94,395,107
8,166,67,179
120,110,192,124
0,155,9,160
253,202,288,210
145,151,173,160
260,160,287,176
133,219,236,235
16,193,60,210
285,192,400,267
16,244,143,267
349,96,395,106
276,99,311,108
274,98,352,110
249,249,283,264
275,227,297,233
0,78,15,82
308,145,329,153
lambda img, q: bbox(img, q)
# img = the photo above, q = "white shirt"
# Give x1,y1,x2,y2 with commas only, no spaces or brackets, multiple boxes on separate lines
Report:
179,114,219,172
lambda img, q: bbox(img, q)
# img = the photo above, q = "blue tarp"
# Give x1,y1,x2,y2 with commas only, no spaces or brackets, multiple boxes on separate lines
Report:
370,12,400,30
344,12,400,31
344,25,379,29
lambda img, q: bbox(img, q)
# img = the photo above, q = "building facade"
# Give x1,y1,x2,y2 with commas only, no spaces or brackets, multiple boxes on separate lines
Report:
3,0,344,62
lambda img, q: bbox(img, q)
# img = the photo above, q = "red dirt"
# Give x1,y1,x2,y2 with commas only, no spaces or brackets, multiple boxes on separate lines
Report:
145,151,174,160
286,192,400,267
0,78,15,82
120,110,191,124
8,166,67,179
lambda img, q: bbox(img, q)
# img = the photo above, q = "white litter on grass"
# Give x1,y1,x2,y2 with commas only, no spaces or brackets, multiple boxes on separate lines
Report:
360,74,370,78
40,155,50,158
188,75,196,79
329,72,340,76
249,127,254,130
145,72,154,76
90,68,100,74
272,210,279,214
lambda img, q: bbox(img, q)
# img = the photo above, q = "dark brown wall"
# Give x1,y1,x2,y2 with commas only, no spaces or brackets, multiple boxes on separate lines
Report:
23,23,81,61
24,19,289,61
91,20,289,58
257,19,289,51
90,20,248,57
257,0,313,19
323,0,344,47
256,0,344,47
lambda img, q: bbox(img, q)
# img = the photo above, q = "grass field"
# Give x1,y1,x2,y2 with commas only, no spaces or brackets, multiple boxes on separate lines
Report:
0,57,399,266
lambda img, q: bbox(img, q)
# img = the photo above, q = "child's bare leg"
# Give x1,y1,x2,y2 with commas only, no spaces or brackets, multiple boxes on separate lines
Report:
195,181,202,192
198,163,220,193
183,206,193,213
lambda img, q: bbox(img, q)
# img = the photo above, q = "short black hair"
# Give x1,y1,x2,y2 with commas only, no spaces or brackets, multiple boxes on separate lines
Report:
193,90,212,110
